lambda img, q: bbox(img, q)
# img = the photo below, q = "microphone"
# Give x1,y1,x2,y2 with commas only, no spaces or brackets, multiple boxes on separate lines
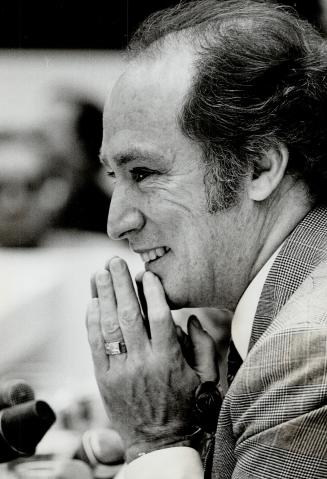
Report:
0,380,35,410
0,399,56,462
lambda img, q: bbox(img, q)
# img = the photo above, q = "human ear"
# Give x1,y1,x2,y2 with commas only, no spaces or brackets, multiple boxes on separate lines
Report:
248,143,289,202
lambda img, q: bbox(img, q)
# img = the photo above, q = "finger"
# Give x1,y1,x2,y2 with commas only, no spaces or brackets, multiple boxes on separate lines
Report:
90,274,98,298
176,324,184,342
95,269,124,346
187,315,219,383
143,271,178,353
86,298,108,374
109,257,149,353
176,325,194,366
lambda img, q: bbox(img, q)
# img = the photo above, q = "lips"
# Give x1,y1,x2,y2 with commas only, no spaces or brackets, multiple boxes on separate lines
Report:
138,246,170,263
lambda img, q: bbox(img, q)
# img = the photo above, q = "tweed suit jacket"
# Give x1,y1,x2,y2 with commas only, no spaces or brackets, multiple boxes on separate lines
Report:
212,206,327,479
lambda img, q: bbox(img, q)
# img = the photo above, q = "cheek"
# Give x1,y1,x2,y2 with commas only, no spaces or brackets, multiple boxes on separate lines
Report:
171,233,211,280
163,249,214,309
147,199,205,236
144,174,207,220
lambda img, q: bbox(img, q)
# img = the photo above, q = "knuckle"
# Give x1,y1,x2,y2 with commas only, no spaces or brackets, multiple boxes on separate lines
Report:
106,368,121,384
95,269,110,286
88,331,103,351
150,305,170,322
86,301,99,326
104,323,122,336
128,357,144,373
93,336,104,352
103,327,123,343
119,307,141,325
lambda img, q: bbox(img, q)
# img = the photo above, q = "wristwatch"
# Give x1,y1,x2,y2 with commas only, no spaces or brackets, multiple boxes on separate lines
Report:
194,381,223,434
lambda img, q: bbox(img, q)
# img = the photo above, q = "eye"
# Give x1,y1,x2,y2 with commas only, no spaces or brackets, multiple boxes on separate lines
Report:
130,167,156,183
105,171,116,179
26,176,45,193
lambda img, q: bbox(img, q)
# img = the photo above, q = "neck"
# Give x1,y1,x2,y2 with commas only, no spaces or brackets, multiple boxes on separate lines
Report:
250,182,313,282
204,180,313,312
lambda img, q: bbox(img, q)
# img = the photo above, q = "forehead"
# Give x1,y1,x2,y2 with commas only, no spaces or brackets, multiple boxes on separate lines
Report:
101,46,196,165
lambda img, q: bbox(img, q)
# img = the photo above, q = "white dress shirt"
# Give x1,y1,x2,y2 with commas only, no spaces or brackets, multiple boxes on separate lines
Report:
232,246,281,360
121,248,282,479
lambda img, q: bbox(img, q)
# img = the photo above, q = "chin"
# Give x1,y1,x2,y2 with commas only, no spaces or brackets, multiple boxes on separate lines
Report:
165,296,184,311
161,280,190,311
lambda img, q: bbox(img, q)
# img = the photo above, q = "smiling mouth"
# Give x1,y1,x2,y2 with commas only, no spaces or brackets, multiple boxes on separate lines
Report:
139,246,170,264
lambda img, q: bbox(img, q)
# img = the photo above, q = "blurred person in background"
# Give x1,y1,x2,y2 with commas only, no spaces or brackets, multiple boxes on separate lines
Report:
0,129,71,248
0,124,142,464
46,90,111,234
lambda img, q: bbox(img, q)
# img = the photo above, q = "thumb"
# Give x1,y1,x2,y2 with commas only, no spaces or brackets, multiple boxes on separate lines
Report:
187,315,219,383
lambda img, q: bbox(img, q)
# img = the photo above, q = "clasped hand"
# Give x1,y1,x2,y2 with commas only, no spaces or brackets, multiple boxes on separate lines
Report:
86,257,218,463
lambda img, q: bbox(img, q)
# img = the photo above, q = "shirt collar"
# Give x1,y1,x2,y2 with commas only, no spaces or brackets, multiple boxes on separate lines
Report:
231,245,282,360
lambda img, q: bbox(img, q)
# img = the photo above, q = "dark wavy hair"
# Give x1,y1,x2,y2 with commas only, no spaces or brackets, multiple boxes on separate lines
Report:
129,0,327,211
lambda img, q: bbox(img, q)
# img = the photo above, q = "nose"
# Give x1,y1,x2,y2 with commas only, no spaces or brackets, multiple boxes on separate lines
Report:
107,185,145,240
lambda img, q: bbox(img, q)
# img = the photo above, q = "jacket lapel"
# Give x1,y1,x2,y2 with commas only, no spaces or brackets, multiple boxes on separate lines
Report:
249,205,327,351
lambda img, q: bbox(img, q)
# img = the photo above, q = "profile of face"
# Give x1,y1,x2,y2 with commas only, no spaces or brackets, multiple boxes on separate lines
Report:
101,49,256,310
0,136,70,247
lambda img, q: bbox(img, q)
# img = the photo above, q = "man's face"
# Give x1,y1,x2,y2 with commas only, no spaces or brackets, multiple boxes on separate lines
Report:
101,49,254,310
0,141,61,247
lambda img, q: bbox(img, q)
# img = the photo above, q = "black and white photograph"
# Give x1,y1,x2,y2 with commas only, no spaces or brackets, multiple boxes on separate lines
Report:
0,1,326,478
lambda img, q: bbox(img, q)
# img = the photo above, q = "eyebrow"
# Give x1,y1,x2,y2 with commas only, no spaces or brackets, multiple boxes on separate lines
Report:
99,149,166,168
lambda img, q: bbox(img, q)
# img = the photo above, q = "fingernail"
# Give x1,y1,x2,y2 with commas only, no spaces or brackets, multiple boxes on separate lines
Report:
189,315,202,329
110,257,125,273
